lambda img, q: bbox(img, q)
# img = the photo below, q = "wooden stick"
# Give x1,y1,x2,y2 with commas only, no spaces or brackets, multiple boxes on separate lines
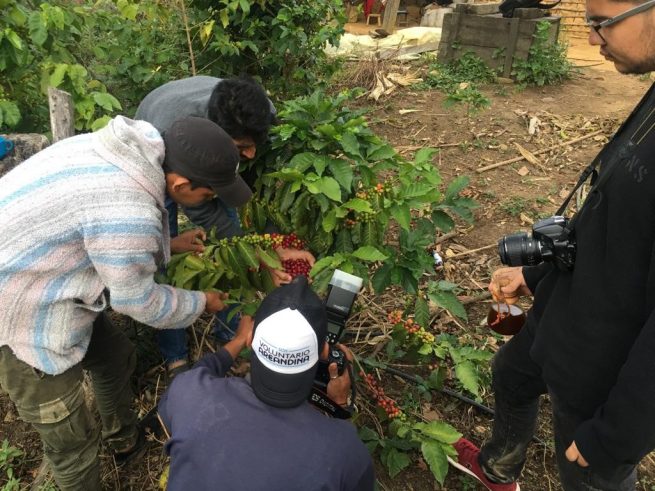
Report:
476,129,604,173
449,243,496,258
434,230,457,244
47,87,75,143
179,0,197,76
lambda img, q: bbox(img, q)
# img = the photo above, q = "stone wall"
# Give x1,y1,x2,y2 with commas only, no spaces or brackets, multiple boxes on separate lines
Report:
0,134,50,178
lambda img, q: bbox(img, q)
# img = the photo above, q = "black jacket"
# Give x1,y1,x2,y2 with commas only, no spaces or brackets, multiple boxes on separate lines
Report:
522,84,655,477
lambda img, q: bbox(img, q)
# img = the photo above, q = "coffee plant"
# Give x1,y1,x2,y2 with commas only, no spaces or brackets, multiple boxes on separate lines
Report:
240,90,477,296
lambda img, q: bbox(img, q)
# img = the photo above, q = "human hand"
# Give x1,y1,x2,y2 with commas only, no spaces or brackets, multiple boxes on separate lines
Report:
489,267,531,305
326,343,354,406
275,247,316,266
224,315,254,360
204,291,228,313
267,266,292,286
266,248,316,286
170,229,206,254
565,441,589,467
234,315,254,343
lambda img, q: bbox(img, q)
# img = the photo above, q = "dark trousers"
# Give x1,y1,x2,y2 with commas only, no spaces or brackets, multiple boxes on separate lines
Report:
0,313,137,491
479,326,637,491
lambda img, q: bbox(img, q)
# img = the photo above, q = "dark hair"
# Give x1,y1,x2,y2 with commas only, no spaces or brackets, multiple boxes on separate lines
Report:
207,77,273,145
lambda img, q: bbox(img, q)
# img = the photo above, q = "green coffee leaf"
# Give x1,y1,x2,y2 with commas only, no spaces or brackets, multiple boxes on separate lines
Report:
445,175,470,202
455,360,479,397
309,176,341,202
328,158,354,190
382,447,410,478
255,246,282,270
322,209,337,232
0,100,21,128
340,132,360,157
367,144,396,161
428,290,467,321
4,29,22,50
413,421,462,444
414,295,430,328
420,441,449,485
390,204,411,231
341,198,372,213
92,92,122,112
352,245,387,262
28,11,47,46
414,147,437,165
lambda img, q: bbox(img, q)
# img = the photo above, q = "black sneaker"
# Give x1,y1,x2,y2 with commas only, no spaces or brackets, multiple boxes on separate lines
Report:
114,426,149,466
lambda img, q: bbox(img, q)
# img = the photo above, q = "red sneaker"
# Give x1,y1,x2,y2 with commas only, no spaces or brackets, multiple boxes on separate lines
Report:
447,438,520,491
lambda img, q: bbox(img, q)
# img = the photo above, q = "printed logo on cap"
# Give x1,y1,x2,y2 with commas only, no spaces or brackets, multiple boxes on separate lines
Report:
252,308,318,375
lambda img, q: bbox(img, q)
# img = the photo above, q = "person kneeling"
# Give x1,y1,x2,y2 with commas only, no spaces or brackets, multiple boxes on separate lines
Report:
158,277,374,491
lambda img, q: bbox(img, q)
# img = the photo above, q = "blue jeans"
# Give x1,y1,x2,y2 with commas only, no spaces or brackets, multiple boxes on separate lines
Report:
480,325,637,491
157,203,241,365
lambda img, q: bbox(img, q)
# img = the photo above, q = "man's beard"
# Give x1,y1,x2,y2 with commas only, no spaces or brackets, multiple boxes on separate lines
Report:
608,47,655,74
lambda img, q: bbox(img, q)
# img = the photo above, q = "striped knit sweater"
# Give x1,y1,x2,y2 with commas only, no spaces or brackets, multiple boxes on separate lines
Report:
0,116,206,375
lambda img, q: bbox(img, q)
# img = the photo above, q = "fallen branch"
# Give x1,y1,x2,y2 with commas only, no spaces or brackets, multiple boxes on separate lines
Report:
449,243,496,258
476,129,604,173
434,230,458,244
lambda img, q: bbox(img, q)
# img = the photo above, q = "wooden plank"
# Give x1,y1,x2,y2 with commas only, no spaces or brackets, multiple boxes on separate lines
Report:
437,12,463,62
455,15,513,48
382,0,401,32
47,87,74,143
503,17,521,77
450,45,506,70
514,7,546,18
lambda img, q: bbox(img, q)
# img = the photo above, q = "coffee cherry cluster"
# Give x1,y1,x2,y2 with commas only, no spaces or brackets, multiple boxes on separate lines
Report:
359,371,404,420
387,310,435,343
271,232,305,250
282,259,311,278
354,211,376,223
209,233,306,251
355,181,393,200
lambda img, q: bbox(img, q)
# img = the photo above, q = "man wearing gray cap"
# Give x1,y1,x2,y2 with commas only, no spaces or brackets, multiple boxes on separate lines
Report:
0,115,243,490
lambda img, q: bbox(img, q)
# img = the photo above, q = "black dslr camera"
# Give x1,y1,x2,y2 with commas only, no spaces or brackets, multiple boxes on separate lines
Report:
498,215,576,271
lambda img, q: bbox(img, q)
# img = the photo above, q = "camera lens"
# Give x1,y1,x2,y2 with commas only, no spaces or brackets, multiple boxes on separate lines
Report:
498,232,543,266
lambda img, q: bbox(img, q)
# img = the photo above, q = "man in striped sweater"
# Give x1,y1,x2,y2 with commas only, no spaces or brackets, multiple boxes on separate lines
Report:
0,115,246,490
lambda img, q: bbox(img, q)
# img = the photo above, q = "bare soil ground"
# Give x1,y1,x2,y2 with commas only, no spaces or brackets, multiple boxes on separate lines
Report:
2,65,654,490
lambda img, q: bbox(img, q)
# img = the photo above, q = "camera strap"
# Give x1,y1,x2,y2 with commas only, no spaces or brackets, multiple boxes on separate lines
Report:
556,84,655,235
555,158,600,218
309,361,357,419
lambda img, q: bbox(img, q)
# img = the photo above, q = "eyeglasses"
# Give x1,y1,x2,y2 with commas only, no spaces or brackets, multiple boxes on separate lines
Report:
586,0,655,42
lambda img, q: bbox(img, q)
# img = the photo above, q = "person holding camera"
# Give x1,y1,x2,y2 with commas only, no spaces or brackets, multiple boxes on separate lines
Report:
158,277,374,491
0,116,247,490
448,2,655,489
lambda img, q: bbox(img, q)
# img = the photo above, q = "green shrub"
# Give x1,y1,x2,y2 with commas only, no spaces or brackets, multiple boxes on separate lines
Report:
418,52,496,112
512,21,573,86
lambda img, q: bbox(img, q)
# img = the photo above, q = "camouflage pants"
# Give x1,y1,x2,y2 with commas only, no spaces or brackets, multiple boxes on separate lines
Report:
0,313,138,491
